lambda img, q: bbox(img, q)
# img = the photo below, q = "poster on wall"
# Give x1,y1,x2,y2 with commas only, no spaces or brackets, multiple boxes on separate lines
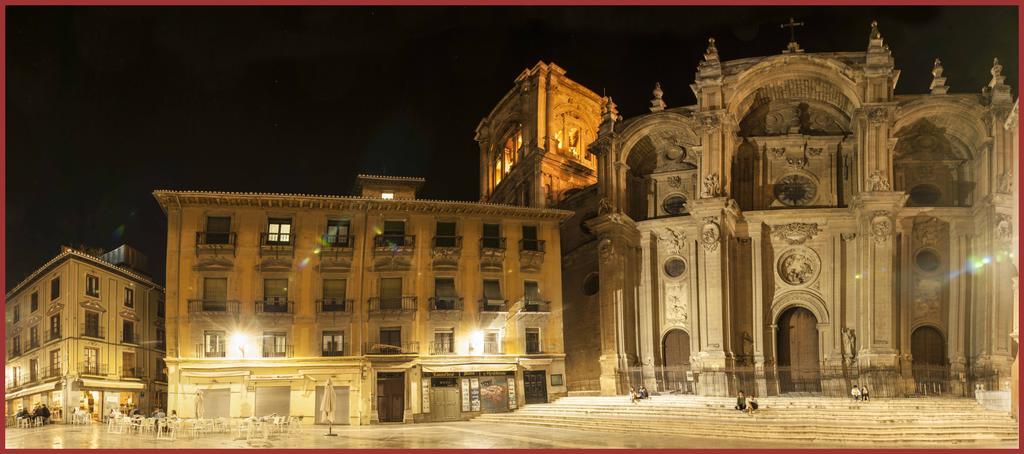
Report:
421,378,431,414
478,376,509,413
461,378,471,412
469,378,481,412
507,378,517,409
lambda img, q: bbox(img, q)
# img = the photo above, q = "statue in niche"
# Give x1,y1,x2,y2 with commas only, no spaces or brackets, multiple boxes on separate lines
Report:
842,328,857,363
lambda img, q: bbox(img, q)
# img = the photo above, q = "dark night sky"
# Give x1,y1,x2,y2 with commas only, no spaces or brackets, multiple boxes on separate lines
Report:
6,6,1018,288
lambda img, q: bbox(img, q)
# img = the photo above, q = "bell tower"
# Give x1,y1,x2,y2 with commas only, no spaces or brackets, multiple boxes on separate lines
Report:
476,61,603,207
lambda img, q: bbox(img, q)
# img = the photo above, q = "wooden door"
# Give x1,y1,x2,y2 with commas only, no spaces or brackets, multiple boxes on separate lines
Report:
376,372,405,423
776,307,821,393
523,371,548,404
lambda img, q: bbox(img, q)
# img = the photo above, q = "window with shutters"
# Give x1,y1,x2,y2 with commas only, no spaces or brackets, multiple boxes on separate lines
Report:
522,225,540,251
326,220,351,247
380,278,402,310
203,278,228,311
204,331,226,357
322,331,344,357
526,328,541,354
432,328,454,354
322,279,347,311
30,292,38,312
86,274,100,298
267,218,292,244
482,279,504,311
262,332,288,358
435,221,457,247
50,277,60,301
124,287,134,308
434,278,457,309
205,216,232,244
482,223,502,249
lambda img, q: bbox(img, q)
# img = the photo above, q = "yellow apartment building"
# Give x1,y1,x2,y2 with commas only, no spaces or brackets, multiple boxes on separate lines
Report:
4,245,167,421
154,175,572,424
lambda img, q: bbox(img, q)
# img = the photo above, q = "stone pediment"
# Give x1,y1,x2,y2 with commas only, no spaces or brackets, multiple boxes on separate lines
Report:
46,302,64,316
119,309,140,321
259,257,293,271
519,250,544,273
79,300,106,312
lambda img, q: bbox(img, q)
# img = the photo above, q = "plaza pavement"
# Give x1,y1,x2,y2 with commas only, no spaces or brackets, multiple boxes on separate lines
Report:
3,420,1017,449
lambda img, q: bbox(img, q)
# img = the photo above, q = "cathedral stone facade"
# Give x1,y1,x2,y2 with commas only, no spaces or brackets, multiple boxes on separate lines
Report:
478,22,1019,398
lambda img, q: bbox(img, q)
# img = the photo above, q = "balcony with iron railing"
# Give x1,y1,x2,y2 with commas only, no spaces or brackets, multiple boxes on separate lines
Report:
121,367,145,380
368,296,417,314
8,344,22,359
322,234,354,250
260,232,295,258
316,298,354,317
262,344,294,358
518,239,546,272
81,324,106,340
5,376,23,390
45,328,61,343
187,299,240,316
256,298,295,315
41,365,62,380
194,343,227,358
319,234,356,271
479,237,507,271
516,298,551,313
431,236,463,269
195,231,238,256
364,341,419,355
429,341,455,355
429,297,463,311
79,362,107,376
322,347,346,357
373,234,416,254
27,338,40,352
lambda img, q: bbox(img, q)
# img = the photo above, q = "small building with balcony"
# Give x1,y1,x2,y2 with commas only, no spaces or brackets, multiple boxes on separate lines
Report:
4,245,166,423
155,174,571,426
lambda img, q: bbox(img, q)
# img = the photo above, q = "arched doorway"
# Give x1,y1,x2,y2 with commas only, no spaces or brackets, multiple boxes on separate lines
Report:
662,329,691,394
776,307,821,394
911,326,947,394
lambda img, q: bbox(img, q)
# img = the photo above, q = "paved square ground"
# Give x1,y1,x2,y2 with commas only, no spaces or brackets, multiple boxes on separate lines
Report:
3,422,1016,449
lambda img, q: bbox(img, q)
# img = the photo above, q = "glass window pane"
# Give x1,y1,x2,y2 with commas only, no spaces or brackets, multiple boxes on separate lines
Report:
206,216,231,233
436,222,456,237
483,224,500,238
204,278,227,301
264,279,288,299
435,278,456,298
522,225,538,240
483,280,502,300
380,278,402,299
323,279,346,299
524,281,540,299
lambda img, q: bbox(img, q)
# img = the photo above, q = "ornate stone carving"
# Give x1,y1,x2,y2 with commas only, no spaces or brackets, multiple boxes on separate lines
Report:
807,147,823,157
769,147,786,158
119,309,140,321
80,300,106,312
431,245,462,271
699,114,721,133
776,247,820,286
700,218,721,252
867,107,888,124
667,175,683,188
870,211,893,244
598,237,616,264
667,295,689,324
649,82,666,112
913,217,943,246
785,155,809,169
771,222,821,245
701,173,721,198
841,233,857,242
659,228,687,256
913,278,942,319
994,214,1013,242
996,171,1014,194
597,197,613,215
867,170,891,191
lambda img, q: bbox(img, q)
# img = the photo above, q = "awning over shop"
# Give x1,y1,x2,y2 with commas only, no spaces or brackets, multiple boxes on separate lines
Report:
181,370,250,378
79,379,145,391
5,382,60,401
421,364,517,373
249,374,305,382
517,358,553,369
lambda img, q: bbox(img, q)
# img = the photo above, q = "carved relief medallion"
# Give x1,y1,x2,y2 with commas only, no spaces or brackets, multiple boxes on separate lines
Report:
871,211,893,244
700,218,721,252
701,173,721,198
776,247,820,286
659,228,687,256
995,214,1013,242
598,238,616,264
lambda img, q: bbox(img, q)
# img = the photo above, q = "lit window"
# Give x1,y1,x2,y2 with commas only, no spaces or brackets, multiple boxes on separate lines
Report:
381,192,394,200
266,218,292,244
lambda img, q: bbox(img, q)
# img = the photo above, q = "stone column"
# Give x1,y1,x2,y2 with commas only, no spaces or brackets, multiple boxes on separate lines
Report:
586,214,641,395
896,216,915,393
851,192,907,397
947,221,970,396
637,233,658,390
686,198,732,396
747,222,768,397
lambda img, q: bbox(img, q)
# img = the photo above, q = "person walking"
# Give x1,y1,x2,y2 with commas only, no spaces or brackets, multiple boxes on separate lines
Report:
735,391,747,411
851,384,861,401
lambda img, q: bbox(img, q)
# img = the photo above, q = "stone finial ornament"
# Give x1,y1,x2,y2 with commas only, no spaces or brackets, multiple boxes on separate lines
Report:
598,96,622,136
869,20,882,41
649,82,666,112
704,37,719,62
930,58,949,95
990,57,1006,87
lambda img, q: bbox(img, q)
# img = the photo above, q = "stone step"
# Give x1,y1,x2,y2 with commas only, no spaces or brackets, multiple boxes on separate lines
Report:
475,418,1019,446
528,404,1008,416
480,413,1016,430
484,410,1016,425
475,416,1018,444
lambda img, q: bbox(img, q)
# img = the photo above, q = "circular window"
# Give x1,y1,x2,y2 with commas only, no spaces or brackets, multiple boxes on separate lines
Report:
773,174,818,206
915,249,941,272
909,185,941,206
664,258,687,278
663,195,688,215
582,273,600,296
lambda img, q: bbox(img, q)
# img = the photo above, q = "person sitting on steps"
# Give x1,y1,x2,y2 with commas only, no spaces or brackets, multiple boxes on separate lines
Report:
860,386,869,401
746,395,759,415
735,391,747,411
851,384,861,401
629,387,639,404
638,385,650,399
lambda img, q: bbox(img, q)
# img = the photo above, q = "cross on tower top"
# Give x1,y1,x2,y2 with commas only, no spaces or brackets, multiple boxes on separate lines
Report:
780,17,805,53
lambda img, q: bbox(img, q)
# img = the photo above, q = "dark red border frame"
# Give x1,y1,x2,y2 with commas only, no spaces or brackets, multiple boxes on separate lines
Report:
0,2,1020,454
